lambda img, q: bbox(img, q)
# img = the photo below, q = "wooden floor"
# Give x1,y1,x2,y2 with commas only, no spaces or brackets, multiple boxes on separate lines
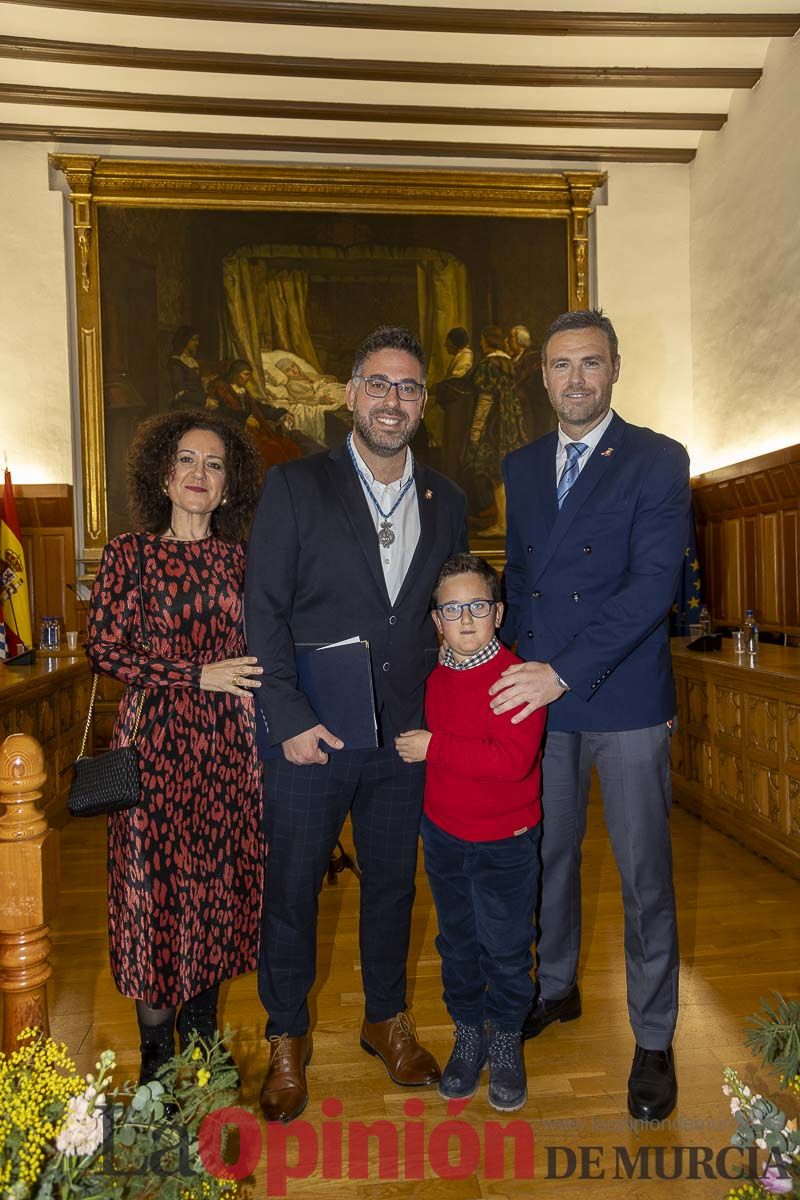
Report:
47,798,800,1200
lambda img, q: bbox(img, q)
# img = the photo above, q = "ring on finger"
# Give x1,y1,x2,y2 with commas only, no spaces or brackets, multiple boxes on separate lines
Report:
233,674,241,687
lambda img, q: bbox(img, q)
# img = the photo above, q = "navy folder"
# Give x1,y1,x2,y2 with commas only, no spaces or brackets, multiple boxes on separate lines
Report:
255,640,378,760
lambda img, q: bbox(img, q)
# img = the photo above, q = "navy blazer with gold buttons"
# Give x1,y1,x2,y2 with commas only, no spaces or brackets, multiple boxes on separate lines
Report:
502,412,691,733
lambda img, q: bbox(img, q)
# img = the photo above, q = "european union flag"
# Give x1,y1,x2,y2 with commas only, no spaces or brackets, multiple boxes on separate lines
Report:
670,510,703,635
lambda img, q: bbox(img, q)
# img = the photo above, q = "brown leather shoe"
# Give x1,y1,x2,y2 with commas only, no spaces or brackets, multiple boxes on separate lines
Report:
259,1033,313,1123
360,1012,440,1086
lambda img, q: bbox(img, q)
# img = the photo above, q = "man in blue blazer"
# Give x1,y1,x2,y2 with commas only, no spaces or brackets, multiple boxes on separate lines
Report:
492,309,690,1122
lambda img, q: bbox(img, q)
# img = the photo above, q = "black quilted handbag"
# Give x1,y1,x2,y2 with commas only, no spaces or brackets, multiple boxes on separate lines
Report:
67,677,147,818
68,536,149,818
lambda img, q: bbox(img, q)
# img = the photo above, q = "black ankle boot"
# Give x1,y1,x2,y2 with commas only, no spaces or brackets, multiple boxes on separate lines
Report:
177,987,219,1051
137,1013,177,1087
487,1026,527,1112
178,987,239,1087
439,1022,487,1100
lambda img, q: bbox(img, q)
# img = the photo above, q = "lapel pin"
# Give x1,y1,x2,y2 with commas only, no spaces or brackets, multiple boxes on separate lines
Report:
424,489,433,500
600,447,615,457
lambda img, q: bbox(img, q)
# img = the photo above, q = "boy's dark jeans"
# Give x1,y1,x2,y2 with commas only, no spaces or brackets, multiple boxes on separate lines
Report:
421,813,541,1033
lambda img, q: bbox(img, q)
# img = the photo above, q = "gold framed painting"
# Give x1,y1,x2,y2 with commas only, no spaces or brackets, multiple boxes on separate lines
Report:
51,157,605,567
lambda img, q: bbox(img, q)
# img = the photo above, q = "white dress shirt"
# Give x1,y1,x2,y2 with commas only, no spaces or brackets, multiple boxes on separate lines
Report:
350,437,420,605
555,407,615,485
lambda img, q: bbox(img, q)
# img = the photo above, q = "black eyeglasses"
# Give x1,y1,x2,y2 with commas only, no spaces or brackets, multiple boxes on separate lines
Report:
434,600,495,621
354,375,425,403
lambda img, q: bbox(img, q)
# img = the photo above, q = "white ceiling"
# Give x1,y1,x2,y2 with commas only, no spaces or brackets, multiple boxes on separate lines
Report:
1,0,798,166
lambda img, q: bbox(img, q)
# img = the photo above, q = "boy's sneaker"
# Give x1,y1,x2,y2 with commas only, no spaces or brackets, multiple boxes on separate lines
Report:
438,1021,487,1099
487,1026,527,1111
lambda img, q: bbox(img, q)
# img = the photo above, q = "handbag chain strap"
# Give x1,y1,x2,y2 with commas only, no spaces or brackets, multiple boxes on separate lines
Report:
76,675,147,760
76,534,153,762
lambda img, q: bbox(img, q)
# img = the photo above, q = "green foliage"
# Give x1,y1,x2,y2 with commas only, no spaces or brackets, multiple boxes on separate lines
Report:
3,1028,247,1200
722,992,800,1199
746,994,800,1090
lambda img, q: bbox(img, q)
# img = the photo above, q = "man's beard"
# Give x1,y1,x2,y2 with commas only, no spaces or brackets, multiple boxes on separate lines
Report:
353,403,421,457
551,385,613,429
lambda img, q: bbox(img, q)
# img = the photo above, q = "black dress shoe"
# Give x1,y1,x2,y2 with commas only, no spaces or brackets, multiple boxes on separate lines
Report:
627,1045,677,1122
521,986,581,1041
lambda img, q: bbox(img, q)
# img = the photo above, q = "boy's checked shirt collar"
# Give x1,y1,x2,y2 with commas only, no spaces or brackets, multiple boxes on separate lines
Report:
442,635,501,671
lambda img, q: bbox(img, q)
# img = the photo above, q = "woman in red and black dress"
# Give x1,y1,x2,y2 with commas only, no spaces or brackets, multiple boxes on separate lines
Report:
86,410,264,1083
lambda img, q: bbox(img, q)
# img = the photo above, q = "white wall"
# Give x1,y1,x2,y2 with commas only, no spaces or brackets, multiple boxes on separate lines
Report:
595,163,694,456
0,142,73,484
690,32,800,475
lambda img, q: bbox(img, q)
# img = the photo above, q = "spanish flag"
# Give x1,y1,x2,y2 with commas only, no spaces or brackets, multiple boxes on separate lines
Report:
1,468,33,656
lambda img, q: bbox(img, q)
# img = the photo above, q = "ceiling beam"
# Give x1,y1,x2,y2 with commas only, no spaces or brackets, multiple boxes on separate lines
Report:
10,1,800,38
0,84,726,130
0,38,761,89
0,121,697,161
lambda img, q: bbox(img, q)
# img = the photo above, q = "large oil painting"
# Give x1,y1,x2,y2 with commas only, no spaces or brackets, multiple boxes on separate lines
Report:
52,159,604,561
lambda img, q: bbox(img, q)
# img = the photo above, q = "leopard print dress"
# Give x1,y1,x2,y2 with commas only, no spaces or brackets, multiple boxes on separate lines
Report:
87,531,263,1006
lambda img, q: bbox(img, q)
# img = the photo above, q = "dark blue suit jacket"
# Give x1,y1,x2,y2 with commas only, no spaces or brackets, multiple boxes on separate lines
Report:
502,412,691,733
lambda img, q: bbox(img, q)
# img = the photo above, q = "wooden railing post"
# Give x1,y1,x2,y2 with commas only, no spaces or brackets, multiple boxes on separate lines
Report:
0,734,60,1054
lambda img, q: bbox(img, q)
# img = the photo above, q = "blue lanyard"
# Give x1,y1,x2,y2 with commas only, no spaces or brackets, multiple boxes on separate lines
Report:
346,434,416,523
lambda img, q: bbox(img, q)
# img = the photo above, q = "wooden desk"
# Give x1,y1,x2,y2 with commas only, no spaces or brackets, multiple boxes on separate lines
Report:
671,638,800,878
0,656,92,826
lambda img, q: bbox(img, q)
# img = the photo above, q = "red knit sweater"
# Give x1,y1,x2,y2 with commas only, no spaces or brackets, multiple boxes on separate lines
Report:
424,643,546,842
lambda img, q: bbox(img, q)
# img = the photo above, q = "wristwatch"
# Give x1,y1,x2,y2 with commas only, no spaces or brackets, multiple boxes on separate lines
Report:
552,669,571,693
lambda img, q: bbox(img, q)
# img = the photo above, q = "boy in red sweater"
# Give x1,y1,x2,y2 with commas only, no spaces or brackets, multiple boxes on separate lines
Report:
396,554,546,1111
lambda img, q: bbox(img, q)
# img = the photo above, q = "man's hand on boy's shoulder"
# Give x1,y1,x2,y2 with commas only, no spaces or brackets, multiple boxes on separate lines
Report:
396,730,432,763
488,661,567,723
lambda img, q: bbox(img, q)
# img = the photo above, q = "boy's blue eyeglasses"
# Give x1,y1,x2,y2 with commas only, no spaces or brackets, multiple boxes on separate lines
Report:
434,600,495,621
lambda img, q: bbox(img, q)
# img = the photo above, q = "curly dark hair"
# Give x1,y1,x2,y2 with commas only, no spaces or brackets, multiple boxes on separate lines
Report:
127,410,262,543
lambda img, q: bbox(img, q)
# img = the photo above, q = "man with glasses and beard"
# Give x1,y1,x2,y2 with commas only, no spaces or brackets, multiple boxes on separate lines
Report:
245,325,468,1123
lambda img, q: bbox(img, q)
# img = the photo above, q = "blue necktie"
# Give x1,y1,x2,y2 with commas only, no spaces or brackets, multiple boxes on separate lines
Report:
557,441,588,509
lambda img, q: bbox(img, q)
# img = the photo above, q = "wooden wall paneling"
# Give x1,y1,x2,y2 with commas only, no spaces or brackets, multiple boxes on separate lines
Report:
733,476,756,509
722,516,744,623
758,510,782,626
33,530,77,636
740,516,758,620
700,517,721,623
782,510,800,628
771,463,798,500
750,468,778,506
692,442,800,637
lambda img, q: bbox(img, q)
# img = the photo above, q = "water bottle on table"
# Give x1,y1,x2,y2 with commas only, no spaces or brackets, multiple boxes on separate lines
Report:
743,608,759,655
699,605,712,636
